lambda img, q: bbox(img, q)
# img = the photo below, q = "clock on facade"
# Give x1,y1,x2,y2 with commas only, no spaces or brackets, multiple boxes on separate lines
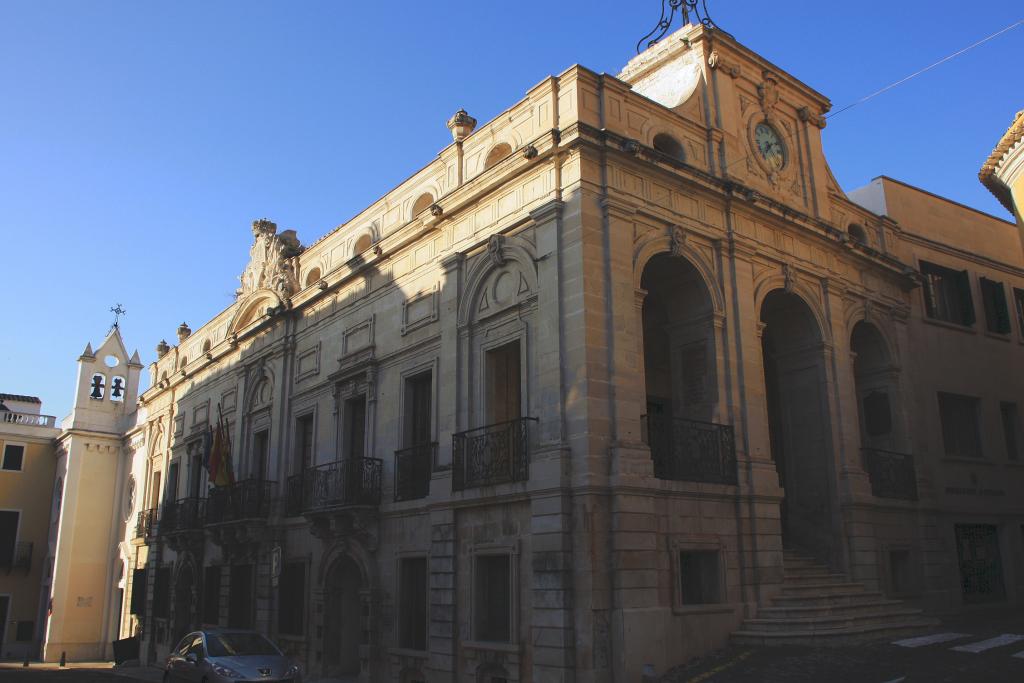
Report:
754,122,786,171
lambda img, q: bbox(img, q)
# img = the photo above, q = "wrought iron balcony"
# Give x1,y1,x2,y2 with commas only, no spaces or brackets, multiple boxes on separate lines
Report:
135,508,158,539
286,458,383,514
395,442,436,502
862,448,918,501
159,497,206,534
1,410,56,427
452,417,536,491
1,541,32,573
205,479,274,525
643,415,738,485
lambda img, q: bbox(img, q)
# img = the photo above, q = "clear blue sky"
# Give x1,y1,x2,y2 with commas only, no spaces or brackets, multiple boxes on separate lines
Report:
1,1,1021,419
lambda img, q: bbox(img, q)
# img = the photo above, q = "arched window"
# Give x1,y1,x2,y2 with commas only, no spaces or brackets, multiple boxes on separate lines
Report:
411,192,434,219
179,355,188,368
484,143,512,171
201,339,211,355
354,234,373,254
305,267,322,287
848,223,868,244
653,133,685,161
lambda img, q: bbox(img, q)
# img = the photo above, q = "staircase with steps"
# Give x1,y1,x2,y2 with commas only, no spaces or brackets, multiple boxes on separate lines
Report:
732,549,938,645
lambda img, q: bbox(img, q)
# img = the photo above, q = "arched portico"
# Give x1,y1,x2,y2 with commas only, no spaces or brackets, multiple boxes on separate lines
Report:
760,289,840,564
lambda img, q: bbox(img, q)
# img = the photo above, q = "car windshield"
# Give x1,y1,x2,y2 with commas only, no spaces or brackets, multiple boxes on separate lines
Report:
205,632,281,657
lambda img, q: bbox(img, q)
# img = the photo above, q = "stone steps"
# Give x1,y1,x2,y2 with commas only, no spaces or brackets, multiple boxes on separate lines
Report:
732,549,938,645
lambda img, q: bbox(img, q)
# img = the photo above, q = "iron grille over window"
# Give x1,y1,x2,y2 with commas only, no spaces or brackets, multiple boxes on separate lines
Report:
286,458,382,514
643,415,737,485
1,541,32,573
679,550,722,605
394,442,435,502
278,562,306,635
920,261,975,326
398,557,428,650
452,417,535,491
205,479,274,525
862,448,918,500
475,554,512,642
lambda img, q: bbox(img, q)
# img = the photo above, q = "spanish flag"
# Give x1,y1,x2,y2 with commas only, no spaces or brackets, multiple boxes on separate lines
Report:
206,406,235,487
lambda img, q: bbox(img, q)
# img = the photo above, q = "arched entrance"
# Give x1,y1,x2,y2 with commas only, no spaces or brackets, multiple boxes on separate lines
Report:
323,556,363,679
172,563,195,644
639,253,732,482
760,290,838,563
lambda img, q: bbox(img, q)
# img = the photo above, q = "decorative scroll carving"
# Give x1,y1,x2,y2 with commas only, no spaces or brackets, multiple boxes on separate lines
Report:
758,71,780,115
798,106,827,130
707,50,740,78
237,219,304,298
670,225,688,256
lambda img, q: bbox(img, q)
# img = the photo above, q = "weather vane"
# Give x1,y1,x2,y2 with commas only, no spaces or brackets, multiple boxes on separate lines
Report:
110,303,127,332
636,0,718,54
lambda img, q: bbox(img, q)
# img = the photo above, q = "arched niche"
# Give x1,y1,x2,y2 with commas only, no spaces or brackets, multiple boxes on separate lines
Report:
410,192,434,219
305,266,322,287
228,289,285,337
484,142,513,170
652,132,685,161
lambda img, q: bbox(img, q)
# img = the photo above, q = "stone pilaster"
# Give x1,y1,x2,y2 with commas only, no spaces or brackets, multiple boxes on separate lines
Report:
427,510,457,679
530,494,575,683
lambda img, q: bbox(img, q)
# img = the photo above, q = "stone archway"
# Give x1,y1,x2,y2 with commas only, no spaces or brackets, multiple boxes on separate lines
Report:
323,555,364,679
760,289,839,564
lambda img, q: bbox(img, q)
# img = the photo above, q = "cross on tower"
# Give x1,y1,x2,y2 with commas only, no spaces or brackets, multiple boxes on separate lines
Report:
110,303,127,331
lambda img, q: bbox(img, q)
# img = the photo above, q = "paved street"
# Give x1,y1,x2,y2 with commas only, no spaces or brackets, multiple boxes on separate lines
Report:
664,609,1024,682
0,664,160,683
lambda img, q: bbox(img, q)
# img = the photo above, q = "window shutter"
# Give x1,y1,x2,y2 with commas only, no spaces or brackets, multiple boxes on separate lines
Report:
921,273,938,318
994,281,1011,333
957,271,975,326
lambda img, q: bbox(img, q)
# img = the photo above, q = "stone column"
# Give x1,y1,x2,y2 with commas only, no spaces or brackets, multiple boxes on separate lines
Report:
437,254,464,471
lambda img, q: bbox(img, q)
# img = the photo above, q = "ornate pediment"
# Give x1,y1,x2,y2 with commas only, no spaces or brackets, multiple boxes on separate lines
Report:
237,219,304,298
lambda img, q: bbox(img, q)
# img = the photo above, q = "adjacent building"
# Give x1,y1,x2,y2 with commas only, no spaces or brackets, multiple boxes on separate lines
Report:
0,394,60,660
22,21,1024,683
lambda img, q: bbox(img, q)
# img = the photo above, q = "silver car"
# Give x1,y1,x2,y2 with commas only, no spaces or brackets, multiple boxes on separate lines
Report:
164,629,302,683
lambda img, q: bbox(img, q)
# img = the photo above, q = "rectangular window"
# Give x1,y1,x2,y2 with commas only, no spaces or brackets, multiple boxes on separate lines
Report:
203,565,221,625
130,568,147,616
475,554,512,643
252,430,269,481
888,549,913,595
277,562,306,635
2,444,25,471
679,550,722,605
228,564,254,628
152,567,171,618
980,277,1011,334
405,372,433,448
295,414,314,474
188,453,203,498
938,392,983,459
0,510,18,567
1014,288,1024,335
15,620,33,641
165,462,179,503
920,261,975,326
955,523,1006,603
344,396,366,459
486,341,522,425
150,471,161,509
398,557,428,650
1001,402,1021,461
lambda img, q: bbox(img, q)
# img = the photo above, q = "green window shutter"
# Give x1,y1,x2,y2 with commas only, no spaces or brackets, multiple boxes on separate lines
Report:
957,270,975,326
921,273,938,317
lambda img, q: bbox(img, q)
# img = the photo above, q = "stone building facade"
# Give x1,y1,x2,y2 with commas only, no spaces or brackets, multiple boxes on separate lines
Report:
35,22,1024,682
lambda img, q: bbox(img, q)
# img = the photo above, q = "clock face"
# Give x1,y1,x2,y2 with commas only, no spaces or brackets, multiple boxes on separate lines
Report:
754,122,786,171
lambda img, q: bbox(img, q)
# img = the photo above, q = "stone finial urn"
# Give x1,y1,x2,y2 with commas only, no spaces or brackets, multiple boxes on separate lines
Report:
446,108,477,142
176,322,192,343
156,340,170,358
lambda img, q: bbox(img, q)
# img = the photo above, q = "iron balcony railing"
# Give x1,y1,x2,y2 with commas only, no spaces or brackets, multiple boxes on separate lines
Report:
286,458,383,515
1,410,56,427
452,417,536,491
159,497,206,533
205,479,274,525
135,508,158,539
394,442,436,502
1,541,32,573
643,415,738,485
862,448,918,501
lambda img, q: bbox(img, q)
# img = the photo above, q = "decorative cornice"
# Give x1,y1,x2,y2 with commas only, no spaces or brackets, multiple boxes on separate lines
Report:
979,110,1024,214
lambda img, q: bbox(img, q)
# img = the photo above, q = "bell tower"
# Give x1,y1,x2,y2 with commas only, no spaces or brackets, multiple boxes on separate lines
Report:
43,326,142,662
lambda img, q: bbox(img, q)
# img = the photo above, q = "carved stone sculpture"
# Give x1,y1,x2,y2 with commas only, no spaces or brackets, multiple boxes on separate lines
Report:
237,219,304,298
